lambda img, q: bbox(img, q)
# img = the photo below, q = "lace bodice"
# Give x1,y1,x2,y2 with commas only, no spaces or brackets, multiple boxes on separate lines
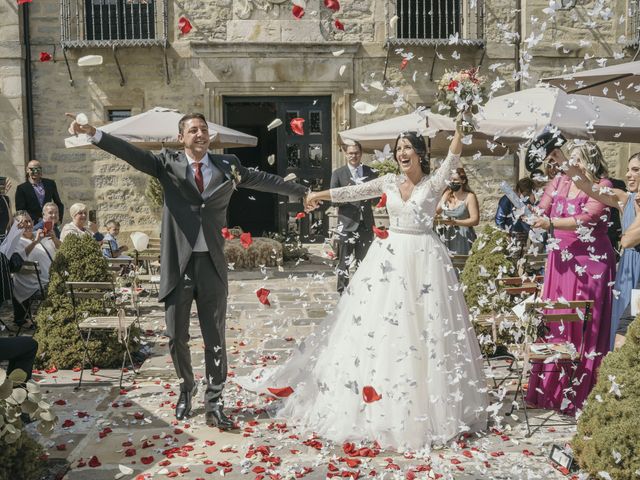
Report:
330,151,462,234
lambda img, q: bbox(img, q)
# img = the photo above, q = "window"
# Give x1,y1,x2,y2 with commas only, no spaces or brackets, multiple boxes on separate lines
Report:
393,0,483,43
108,109,132,122
85,0,156,41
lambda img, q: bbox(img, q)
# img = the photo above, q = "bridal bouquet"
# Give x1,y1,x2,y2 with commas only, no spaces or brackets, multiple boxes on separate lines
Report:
434,68,486,134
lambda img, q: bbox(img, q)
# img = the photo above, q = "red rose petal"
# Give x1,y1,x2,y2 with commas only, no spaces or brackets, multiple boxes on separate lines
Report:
324,0,340,11
295,212,306,220
334,19,345,30
240,232,253,249
268,386,294,398
45,365,58,374
221,227,234,240
400,58,409,70
375,193,387,208
372,226,389,239
290,118,305,136
292,5,305,19
362,385,382,403
141,456,154,465
256,288,271,306
18,0,33,5
178,16,192,35
62,419,75,428
88,456,101,468
39,52,52,62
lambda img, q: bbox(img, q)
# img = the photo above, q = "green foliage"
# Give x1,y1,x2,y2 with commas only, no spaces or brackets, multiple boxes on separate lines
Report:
33,234,140,369
461,225,518,355
265,231,309,262
0,431,46,480
145,176,164,209
0,368,52,479
573,317,640,479
369,159,399,176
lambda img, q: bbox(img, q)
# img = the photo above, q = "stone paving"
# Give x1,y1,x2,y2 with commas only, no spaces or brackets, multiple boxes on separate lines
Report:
18,248,579,480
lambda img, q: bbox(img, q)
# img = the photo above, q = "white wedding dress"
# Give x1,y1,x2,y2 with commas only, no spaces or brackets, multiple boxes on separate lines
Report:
236,151,489,451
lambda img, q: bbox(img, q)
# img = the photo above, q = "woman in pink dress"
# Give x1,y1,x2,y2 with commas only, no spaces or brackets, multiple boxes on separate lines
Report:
527,141,616,414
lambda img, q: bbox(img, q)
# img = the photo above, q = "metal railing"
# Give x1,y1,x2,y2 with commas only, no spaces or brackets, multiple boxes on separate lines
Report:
628,0,640,46
392,0,484,46
60,0,168,48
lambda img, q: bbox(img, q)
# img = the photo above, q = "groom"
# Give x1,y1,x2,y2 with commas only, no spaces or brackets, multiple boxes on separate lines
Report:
68,113,316,429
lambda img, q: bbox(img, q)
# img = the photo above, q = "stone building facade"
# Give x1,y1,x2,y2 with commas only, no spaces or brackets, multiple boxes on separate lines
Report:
1,0,639,241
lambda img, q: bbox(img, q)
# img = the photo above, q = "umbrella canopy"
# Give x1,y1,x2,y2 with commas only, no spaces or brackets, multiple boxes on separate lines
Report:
338,111,512,156
475,86,640,144
64,106,258,149
542,61,640,102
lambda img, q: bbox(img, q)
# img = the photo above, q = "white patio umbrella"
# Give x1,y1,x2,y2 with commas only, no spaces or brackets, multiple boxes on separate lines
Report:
541,61,640,102
64,106,258,149
338,111,513,156
475,86,640,144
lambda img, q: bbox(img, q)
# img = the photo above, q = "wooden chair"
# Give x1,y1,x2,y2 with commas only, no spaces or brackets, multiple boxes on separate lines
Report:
14,260,47,335
450,254,469,276
508,299,593,437
66,281,139,389
520,250,548,276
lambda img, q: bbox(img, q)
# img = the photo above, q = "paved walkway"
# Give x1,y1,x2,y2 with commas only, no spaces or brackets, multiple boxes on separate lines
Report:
23,249,576,480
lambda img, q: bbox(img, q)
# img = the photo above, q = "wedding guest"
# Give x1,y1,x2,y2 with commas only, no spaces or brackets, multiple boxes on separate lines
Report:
33,202,62,242
102,219,130,259
615,209,640,347
563,152,640,350
528,136,616,414
0,336,38,381
60,203,104,242
435,167,479,255
11,211,57,329
495,177,535,235
14,160,64,223
331,141,377,294
0,178,13,237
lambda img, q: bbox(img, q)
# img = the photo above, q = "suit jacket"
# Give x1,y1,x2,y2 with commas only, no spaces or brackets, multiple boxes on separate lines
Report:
15,178,65,223
96,133,307,301
330,164,377,233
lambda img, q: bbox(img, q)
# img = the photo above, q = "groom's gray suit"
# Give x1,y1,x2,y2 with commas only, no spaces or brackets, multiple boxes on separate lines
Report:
94,133,307,407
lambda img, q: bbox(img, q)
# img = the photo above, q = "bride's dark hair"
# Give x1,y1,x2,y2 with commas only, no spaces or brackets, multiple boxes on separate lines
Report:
393,131,430,174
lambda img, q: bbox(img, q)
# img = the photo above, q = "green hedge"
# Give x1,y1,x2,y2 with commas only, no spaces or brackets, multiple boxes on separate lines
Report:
461,225,517,355
33,234,140,369
573,317,640,479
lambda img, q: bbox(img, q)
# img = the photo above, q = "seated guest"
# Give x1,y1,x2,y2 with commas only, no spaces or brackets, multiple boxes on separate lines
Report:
33,202,62,243
14,159,64,223
12,211,57,329
0,336,38,380
60,203,104,242
102,219,131,259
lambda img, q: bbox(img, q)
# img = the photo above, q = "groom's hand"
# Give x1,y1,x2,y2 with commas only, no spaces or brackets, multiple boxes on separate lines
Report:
65,113,97,137
303,192,322,213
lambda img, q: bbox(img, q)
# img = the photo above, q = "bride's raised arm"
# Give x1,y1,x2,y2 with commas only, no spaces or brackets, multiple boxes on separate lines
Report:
307,175,388,206
428,130,463,195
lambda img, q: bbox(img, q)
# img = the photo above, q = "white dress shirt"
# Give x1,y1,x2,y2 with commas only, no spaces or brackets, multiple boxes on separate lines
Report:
348,164,364,184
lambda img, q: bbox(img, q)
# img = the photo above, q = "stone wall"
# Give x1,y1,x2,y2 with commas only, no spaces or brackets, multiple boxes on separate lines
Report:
1,0,639,242
0,1,27,193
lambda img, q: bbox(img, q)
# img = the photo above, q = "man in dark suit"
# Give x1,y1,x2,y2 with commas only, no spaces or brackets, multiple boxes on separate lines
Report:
331,141,377,294
15,160,64,223
68,113,315,429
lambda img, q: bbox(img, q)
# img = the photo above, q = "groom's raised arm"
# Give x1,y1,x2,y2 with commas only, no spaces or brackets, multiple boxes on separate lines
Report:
66,114,162,178
234,157,308,199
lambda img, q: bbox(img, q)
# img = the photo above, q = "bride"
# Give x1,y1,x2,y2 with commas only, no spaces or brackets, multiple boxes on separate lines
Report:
236,128,488,451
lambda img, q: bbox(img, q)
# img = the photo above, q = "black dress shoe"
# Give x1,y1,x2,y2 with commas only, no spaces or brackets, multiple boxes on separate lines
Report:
205,404,236,430
175,385,197,420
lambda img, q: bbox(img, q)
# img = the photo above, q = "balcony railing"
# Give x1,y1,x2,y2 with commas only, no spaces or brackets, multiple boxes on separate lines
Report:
627,0,640,46
60,0,168,48
390,0,484,46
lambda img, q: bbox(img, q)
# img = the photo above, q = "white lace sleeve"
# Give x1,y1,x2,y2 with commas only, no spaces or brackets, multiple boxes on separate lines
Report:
429,150,462,194
330,174,391,203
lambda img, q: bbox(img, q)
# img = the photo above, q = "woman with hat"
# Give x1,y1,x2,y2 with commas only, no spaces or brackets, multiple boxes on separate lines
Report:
526,128,616,415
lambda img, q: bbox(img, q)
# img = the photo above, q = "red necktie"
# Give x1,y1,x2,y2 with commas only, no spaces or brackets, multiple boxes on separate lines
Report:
194,162,204,193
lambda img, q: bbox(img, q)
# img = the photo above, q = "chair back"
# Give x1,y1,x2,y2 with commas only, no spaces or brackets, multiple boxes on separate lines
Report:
20,260,46,297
